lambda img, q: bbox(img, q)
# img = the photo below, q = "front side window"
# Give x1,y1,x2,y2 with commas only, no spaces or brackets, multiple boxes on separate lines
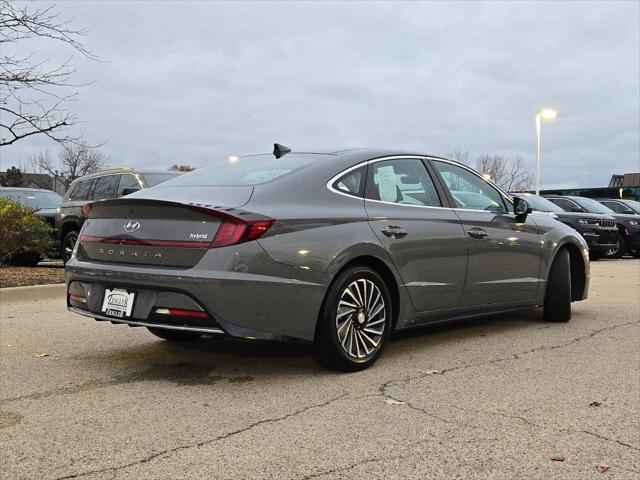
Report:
117,174,141,197
365,159,441,207
599,201,626,214
71,179,94,201
433,161,507,213
141,172,179,187
548,197,582,212
332,166,366,197
91,175,119,200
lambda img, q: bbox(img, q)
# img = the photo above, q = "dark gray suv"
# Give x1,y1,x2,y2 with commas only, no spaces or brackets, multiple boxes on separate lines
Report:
56,168,179,262
66,147,590,371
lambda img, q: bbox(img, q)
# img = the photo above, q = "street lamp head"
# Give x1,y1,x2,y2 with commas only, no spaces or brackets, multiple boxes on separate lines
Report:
537,108,557,121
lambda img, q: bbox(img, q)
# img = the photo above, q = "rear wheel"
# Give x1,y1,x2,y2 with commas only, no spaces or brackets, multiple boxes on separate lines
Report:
9,251,42,266
61,230,79,264
147,327,201,342
543,248,572,322
313,266,392,372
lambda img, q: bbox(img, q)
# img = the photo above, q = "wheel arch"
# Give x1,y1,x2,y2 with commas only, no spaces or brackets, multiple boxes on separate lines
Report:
553,241,587,302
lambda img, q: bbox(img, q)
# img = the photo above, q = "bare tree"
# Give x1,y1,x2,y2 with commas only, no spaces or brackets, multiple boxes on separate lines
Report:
36,140,106,184
475,154,533,192
169,164,195,172
0,1,96,147
447,151,533,192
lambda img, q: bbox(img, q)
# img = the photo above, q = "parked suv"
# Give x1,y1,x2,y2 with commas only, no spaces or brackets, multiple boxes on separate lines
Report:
546,195,640,258
598,198,640,215
513,193,618,260
56,168,179,262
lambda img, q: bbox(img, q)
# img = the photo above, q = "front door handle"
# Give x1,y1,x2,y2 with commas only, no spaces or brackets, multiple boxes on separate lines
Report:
381,225,408,239
467,228,489,240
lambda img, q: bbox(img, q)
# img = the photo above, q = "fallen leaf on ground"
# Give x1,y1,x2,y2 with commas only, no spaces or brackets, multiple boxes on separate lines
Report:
35,353,49,358
551,454,565,462
596,464,609,473
384,398,406,405
418,369,442,375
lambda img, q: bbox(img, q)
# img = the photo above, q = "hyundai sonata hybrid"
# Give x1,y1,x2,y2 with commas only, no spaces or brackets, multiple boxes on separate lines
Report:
66,146,590,371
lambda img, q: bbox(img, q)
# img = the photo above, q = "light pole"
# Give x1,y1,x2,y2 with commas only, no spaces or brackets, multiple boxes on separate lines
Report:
535,108,557,195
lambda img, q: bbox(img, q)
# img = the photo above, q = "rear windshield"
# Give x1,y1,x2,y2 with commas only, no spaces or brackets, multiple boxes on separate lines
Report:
0,189,61,209
141,172,180,187
158,154,316,187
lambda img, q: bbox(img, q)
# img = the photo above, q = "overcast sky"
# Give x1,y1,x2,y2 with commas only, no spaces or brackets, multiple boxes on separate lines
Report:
2,1,639,188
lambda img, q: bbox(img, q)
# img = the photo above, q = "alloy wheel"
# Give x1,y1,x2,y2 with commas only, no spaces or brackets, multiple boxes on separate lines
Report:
335,279,386,359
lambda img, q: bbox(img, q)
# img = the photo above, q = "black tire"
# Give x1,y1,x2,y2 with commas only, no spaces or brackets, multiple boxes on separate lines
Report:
147,327,201,342
632,251,640,259
605,232,627,259
9,251,42,266
61,230,79,264
313,265,393,372
543,248,572,322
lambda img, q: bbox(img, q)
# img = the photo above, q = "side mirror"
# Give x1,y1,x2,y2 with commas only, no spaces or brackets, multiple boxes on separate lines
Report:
513,197,532,219
571,207,584,213
121,187,141,196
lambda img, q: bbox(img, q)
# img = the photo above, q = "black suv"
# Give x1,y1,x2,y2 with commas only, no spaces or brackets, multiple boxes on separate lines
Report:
512,193,618,260
56,168,179,262
546,195,640,258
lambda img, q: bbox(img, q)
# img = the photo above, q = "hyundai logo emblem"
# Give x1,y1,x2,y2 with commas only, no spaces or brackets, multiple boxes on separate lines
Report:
123,220,141,233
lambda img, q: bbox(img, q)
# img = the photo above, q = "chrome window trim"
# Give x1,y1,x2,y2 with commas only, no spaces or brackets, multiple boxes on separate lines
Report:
327,155,519,216
326,155,450,210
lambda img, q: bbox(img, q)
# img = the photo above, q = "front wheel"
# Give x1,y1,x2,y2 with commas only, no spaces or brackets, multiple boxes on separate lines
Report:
313,266,392,372
605,232,627,259
543,248,572,322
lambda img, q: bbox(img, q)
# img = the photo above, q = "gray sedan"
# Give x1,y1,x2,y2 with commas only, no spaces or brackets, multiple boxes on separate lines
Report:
66,146,590,371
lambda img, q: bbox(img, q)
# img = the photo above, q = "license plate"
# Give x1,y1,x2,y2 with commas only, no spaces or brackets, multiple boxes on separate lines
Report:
101,288,135,318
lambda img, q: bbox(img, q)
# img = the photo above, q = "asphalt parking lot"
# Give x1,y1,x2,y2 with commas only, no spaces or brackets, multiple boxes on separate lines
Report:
1,260,638,480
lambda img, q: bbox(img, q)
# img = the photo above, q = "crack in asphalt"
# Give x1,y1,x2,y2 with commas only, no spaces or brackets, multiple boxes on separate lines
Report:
562,428,640,452
380,319,639,396
299,436,500,480
53,393,348,480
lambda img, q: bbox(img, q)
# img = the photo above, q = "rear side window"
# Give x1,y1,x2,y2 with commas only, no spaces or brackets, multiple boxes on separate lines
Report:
158,154,317,187
70,179,94,200
366,159,441,207
91,175,119,200
332,166,366,197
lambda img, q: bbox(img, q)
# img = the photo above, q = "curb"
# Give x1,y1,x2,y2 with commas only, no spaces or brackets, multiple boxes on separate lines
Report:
0,283,66,304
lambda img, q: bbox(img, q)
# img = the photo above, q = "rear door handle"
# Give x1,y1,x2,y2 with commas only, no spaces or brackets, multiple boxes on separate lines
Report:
467,228,489,240
381,225,408,239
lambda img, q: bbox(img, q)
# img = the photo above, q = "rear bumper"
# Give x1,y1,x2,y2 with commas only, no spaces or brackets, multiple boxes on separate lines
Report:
69,307,226,335
65,243,329,341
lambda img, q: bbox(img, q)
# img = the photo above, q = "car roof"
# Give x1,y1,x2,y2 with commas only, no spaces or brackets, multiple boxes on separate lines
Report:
241,147,452,166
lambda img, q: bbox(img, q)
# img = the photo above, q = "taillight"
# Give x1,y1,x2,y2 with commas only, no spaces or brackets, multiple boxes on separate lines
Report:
210,218,275,248
186,205,275,249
